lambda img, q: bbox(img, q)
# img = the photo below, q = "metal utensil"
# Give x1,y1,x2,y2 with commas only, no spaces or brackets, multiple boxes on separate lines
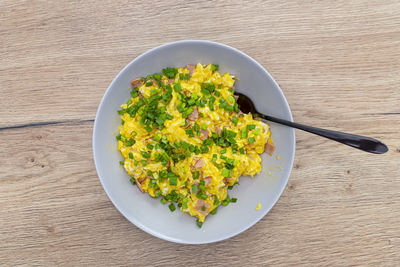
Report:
234,92,388,154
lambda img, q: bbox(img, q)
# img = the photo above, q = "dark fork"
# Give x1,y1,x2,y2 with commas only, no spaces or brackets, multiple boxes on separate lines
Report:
234,92,388,154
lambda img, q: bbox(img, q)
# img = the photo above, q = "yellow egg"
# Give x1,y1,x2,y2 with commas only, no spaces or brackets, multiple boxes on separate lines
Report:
117,64,274,224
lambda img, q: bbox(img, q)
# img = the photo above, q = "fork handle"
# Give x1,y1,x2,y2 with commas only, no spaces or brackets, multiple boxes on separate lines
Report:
256,113,388,154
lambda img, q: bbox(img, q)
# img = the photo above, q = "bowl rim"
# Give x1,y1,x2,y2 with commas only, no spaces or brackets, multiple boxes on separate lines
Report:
92,40,296,244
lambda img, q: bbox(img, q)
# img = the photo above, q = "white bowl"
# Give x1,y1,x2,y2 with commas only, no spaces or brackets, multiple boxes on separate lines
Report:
93,40,295,244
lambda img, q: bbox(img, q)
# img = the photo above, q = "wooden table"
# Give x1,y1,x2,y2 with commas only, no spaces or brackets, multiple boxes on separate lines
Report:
1,1,399,265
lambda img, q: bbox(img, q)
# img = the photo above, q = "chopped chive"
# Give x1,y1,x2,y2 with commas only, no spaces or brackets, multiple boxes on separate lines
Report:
210,64,219,71
153,73,161,80
141,151,151,158
125,139,135,146
141,160,147,166
179,73,184,80
145,81,153,86
230,198,237,203
221,168,230,177
119,161,124,165
247,124,256,130
187,98,196,106
227,95,235,104
155,189,162,197
214,196,220,205
169,203,176,212
192,184,199,194
199,184,206,191
254,128,261,135
146,144,154,150
199,99,207,107
184,73,190,80
162,67,178,79
189,145,195,152
193,171,200,179
241,128,248,138
153,172,159,180
201,206,206,211
161,198,167,204
232,117,239,124
232,144,238,151
220,149,227,154
196,219,203,228
239,147,245,154
210,208,217,215
185,128,194,137
128,152,133,159
169,176,178,186
160,170,168,178
248,137,256,143
225,105,234,111
130,177,136,185
174,83,182,92
208,96,216,111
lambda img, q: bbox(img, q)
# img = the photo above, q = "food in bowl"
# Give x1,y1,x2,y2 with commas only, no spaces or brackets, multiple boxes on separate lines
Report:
116,63,275,226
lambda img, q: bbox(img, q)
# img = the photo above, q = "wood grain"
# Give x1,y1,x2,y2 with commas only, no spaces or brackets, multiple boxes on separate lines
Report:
1,0,399,265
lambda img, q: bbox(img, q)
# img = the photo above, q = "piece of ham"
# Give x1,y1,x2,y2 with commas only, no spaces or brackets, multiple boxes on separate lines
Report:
187,107,199,121
203,176,212,185
194,157,205,169
195,200,210,215
186,64,195,75
134,177,146,192
184,119,191,129
224,177,234,185
199,129,209,140
131,78,142,88
264,140,275,156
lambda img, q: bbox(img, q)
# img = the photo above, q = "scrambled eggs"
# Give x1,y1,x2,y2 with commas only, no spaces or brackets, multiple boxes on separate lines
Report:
116,64,275,226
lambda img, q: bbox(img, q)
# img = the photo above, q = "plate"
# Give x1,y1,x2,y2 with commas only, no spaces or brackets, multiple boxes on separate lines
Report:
93,40,295,244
